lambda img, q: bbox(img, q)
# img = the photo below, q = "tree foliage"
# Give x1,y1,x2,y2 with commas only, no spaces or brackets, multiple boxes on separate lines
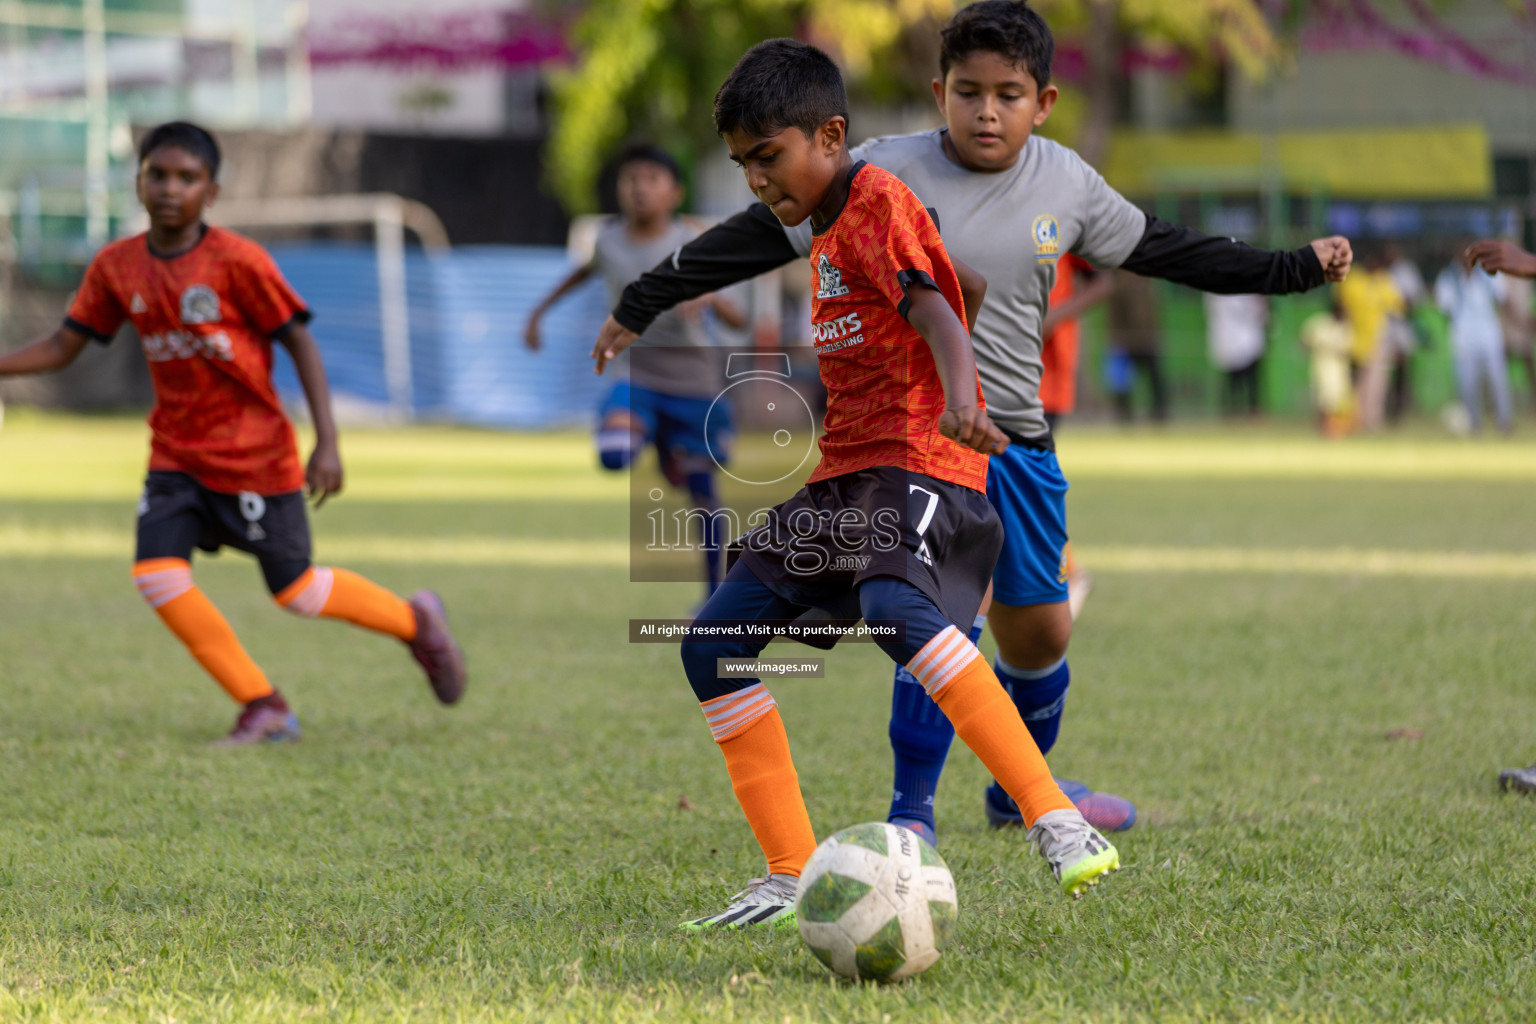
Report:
547,0,1285,211
547,0,951,213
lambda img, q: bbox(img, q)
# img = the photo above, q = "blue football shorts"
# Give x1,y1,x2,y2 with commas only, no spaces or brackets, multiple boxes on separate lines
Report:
598,381,733,465
984,443,1070,607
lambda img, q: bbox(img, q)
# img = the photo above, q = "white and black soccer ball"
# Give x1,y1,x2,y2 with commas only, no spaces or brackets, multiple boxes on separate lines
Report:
795,822,958,983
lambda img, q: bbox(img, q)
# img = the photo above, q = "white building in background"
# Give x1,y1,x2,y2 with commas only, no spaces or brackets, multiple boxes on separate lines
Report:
0,0,310,128
306,0,551,137
0,0,557,136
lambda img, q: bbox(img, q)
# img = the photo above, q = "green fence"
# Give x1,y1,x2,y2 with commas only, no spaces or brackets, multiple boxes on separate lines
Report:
1075,289,1472,421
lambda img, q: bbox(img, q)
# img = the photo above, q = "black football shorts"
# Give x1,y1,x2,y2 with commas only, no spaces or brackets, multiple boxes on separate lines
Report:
135,471,312,579
734,465,1002,638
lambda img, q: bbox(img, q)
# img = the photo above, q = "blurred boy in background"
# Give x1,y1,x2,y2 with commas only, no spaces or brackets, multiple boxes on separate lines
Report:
525,144,745,594
1489,242,1536,415
1039,253,1111,619
0,122,466,743
1204,292,1269,418
1299,294,1356,439
1383,243,1427,423
1435,245,1511,434
1106,273,1166,423
1464,237,1536,793
1337,248,1403,432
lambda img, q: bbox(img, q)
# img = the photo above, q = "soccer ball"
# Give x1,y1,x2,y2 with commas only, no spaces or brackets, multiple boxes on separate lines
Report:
795,822,958,983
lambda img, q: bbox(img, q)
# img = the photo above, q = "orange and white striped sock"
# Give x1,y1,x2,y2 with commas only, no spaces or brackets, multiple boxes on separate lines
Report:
132,558,274,704
275,566,417,641
906,625,1074,827
700,683,818,877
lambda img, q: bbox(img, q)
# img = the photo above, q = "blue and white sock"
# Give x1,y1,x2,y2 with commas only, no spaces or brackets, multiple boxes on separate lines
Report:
995,653,1070,755
986,654,1071,813
597,427,641,471
886,614,986,831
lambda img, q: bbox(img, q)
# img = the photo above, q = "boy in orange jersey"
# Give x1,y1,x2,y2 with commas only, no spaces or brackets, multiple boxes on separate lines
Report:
1039,253,1112,623
596,41,1118,929
0,122,466,744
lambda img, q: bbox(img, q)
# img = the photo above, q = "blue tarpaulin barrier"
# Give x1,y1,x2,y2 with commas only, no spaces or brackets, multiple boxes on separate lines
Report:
267,243,610,428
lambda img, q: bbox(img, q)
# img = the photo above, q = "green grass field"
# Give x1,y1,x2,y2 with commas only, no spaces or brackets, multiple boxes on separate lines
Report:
3,409,1536,1023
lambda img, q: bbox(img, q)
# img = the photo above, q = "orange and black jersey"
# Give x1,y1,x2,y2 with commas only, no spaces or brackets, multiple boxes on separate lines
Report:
67,225,311,495
805,162,987,493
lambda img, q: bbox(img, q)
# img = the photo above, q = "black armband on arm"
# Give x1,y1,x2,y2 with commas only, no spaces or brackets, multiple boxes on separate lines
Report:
1118,216,1325,295
611,203,802,335
63,317,114,344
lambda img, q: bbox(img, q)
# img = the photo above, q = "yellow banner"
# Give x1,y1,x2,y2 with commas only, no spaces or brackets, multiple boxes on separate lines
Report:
1103,124,1491,198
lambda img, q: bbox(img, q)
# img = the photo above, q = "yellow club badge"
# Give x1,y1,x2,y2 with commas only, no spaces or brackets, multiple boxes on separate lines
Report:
1033,214,1060,264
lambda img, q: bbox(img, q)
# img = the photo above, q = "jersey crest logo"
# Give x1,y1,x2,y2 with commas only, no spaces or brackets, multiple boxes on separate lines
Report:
179,284,222,325
816,254,850,299
1032,214,1060,264
129,292,148,314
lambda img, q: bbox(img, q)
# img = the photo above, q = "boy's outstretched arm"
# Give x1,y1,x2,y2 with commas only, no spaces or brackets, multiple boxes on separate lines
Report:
906,286,1008,455
1467,240,1536,278
0,325,91,377
275,322,343,508
594,203,801,372
1117,216,1351,293
524,263,594,351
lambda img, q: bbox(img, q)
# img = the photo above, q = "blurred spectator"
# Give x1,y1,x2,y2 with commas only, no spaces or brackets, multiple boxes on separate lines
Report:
1106,272,1166,423
1496,260,1536,416
1299,294,1356,439
1435,251,1511,434
1383,243,1427,423
1458,244,1536,793
1203,293,1269,418
1040,254,1113,431
1337,248,1404,432
1039,254,1113,621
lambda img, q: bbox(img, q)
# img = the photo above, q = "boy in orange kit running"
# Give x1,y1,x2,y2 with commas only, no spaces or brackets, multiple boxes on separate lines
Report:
0,122,466,743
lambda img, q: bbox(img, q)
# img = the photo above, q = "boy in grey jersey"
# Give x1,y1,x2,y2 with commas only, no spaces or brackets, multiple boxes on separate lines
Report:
527,144,744,594
591,1,1353,841
773,127,1147,442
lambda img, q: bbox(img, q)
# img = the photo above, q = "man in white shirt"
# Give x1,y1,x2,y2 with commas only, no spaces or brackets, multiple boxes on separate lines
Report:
1435,253,1511,433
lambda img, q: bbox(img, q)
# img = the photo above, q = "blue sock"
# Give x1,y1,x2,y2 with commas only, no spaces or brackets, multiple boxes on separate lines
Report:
986,654,1070,812
886,614,986,830
685,471,723,594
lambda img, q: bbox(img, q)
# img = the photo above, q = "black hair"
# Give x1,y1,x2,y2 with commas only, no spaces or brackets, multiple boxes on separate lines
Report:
615,143,683,184
939,1,1054,89
713,39,849,139
138,121,221,179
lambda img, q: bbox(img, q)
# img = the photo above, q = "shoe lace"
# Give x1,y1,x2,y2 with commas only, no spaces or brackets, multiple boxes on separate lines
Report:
1027,812,1096,858
729,875,795,904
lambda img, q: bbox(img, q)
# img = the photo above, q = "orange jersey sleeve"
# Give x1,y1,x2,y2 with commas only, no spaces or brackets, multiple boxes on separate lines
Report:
227,238,310,336
65,250,129,341
843,186,963,328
